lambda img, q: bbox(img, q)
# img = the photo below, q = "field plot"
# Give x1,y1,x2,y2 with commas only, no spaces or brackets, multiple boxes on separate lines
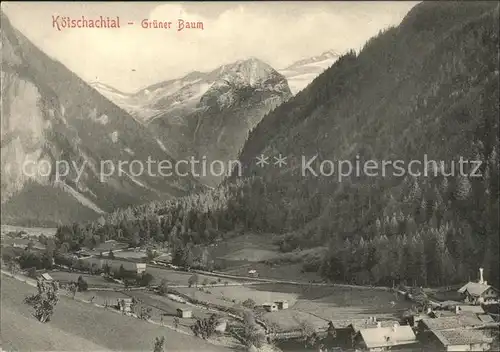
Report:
113,250,147,259
1,275,231,352
250,284,414,330
177,284,299,309
81,257,239,286
78,290,131,306
49,271,123,288
175,287,241,309
209,234,325,283
210,234,280,262
222,262,324,282
263,309,327,332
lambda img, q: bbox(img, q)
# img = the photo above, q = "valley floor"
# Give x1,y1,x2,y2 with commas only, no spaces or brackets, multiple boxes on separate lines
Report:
0,274,233,352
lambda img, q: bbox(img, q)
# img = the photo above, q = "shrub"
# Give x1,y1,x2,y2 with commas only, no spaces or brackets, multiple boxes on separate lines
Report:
24,280,59,323
191,314,218,339
77,276,88,291
188,274,199,288
242,298,257,309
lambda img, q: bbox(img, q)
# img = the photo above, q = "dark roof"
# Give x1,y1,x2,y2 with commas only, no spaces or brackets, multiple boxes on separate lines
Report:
432,329,493,346
420,314,483,330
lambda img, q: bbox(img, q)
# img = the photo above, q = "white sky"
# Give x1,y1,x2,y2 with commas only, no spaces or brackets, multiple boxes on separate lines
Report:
2,1,419,93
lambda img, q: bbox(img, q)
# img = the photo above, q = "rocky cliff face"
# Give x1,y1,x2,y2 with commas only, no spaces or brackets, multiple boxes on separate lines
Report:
0,12,201,226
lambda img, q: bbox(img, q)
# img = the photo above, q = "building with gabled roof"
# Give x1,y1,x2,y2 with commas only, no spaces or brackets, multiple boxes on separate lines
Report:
355,324,417,351
348,318,398,333
458,268,499,305
418,314,484,332
40,273,53,282
429,328,493,351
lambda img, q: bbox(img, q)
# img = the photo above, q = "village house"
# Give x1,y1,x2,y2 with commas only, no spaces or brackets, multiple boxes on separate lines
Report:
354,324,418,351
263,302,278,312
348,318,399,335
275,300,289,310
417,314,485,333
118,298,133,314
458,268,499,305
177,308,192,318
248,269,259,278
334,318,400,349
215,318,228,333
38,273,53,282
119,262,147,275
136,263,147,274
152,253,172,266
427,328,493,351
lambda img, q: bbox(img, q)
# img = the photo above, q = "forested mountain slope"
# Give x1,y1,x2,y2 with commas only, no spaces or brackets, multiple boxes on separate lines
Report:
1,12,201,226
64,2,499,288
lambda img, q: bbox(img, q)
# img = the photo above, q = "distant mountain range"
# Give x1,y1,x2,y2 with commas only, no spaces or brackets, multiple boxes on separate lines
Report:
0,11,201,226
92,58,293,185
91,50,339,120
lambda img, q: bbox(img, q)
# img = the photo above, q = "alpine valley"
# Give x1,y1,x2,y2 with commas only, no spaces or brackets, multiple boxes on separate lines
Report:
85,1,499,289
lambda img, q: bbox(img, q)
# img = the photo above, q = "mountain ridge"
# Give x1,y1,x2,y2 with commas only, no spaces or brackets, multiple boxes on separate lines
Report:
1,11,202,226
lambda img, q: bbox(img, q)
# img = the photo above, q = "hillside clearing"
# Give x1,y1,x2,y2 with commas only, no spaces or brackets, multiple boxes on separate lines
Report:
1,274,231,352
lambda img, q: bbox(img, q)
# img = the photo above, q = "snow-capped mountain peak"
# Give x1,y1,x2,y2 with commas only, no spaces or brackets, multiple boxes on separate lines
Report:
279,49,340,94
91,57,289,122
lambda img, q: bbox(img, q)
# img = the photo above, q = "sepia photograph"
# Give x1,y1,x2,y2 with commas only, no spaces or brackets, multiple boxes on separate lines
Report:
0,1,499,351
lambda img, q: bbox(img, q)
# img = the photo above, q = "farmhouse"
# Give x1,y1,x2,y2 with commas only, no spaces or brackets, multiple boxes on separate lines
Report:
427,328,493,351
248,269,259,278
118,298,133,313
417,314,484,333
39,273,53,282
355,324,417,351
348,318,399,334
136,263,147,274
263,303,278,312
215,318,228,333
177,308,192,318
153,253,172,265
275,300,289,310
458,268,499,305
120,262,147,274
